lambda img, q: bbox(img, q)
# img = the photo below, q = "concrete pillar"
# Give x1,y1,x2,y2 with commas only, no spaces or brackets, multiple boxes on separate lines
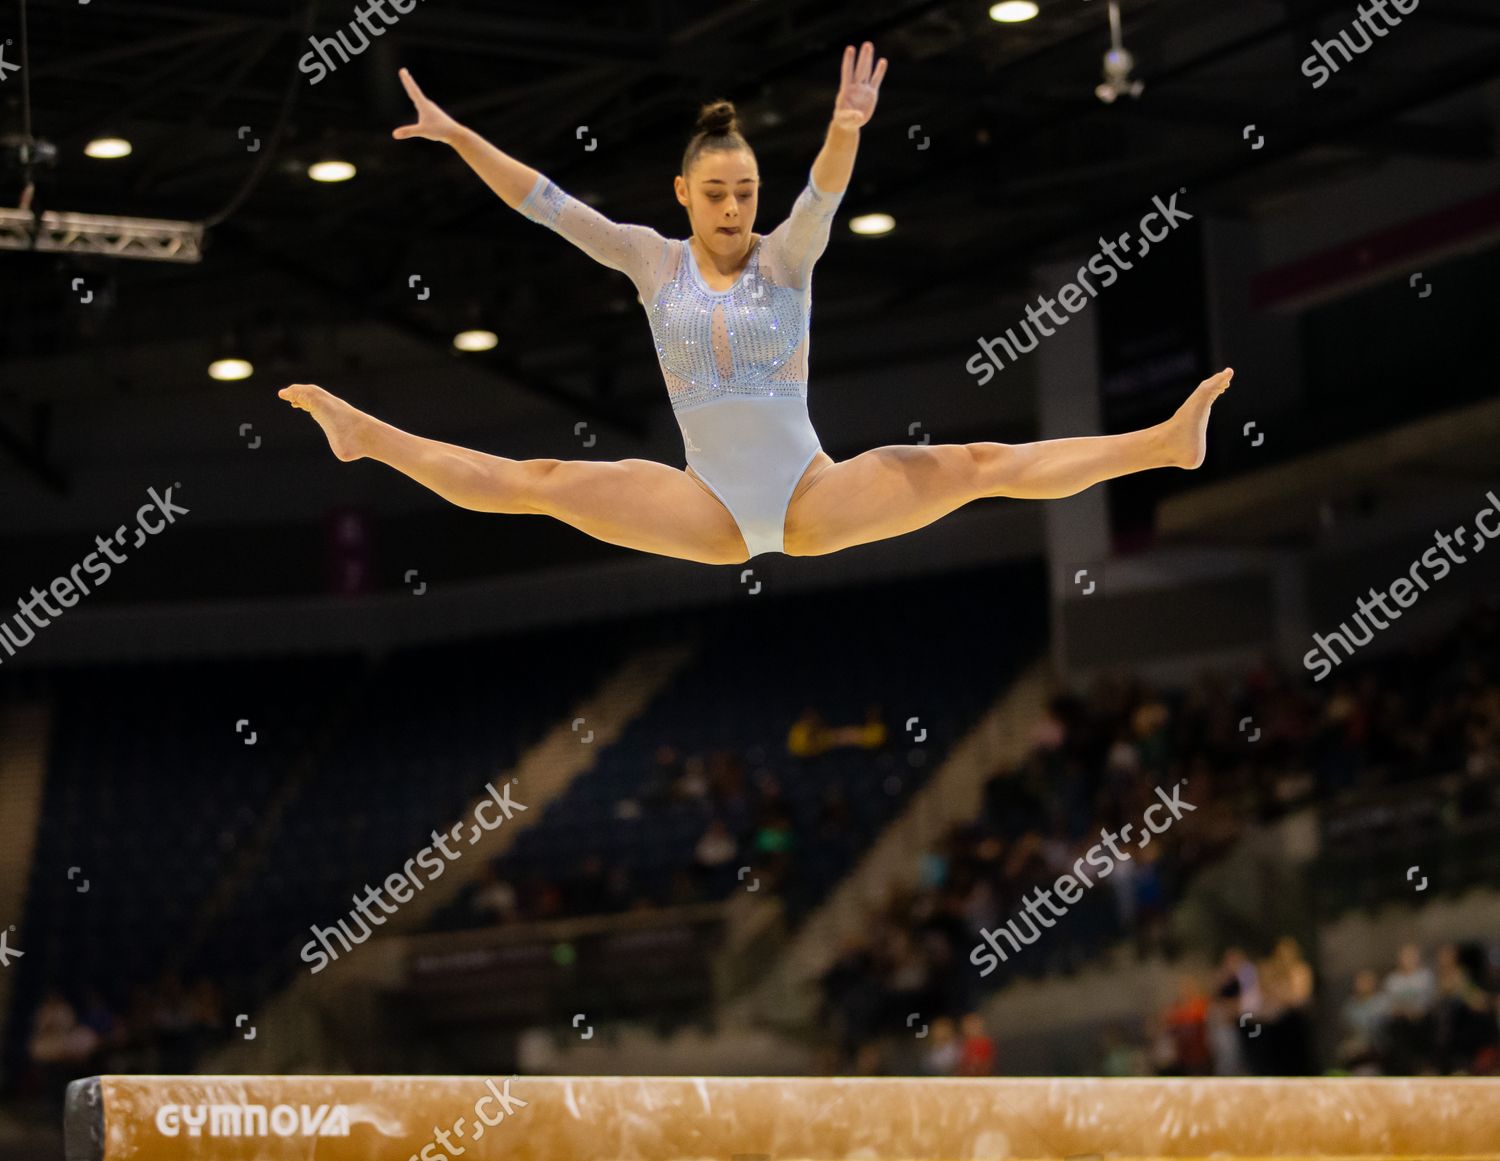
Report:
1033,259,1109,680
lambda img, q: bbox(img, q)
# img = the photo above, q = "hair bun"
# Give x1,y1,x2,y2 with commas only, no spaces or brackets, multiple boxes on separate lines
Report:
695,100,739,137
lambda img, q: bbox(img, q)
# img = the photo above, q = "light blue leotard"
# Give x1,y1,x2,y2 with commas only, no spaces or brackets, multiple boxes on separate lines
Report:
517,170,845,557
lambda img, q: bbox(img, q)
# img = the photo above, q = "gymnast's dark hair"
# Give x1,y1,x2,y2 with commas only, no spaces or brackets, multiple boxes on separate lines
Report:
681,98,755,177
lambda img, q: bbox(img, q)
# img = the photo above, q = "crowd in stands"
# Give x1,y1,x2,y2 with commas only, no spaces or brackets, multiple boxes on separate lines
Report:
1335,941,1500,1075
818,603,1500,1073
21,975,228,1098
1139,939,1319,1075
443,707,892,929
16,604,1493,1085
1100,936,1500,1077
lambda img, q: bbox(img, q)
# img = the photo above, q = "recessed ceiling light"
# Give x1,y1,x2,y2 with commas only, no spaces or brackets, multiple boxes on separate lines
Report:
989,1,1040,23
208,358,254,382
84,137,133,160
849,212,895,236
452,329,498,353
308,160,357,183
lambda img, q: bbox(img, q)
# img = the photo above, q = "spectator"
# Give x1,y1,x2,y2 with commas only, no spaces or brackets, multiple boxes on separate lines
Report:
1206,983,1247,1076
1216,946,1262,1014
920,1016,962,1076
1384,942,1436,1072
1146,1013,1179,1075
673,753,710,801
754,804,796,891
1130,843,1169,958
1260,938,1316,1074
883,929,931,1029
29,991,98,1071
1432,945,1497,1074
471,863,520,923
819,935,882,1067
693,818,738,871
1338,968,1390,1073
1162,974,1211,1075
955,1011,996,1076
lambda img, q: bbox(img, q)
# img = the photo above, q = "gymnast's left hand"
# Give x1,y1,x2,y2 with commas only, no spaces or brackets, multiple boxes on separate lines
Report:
832,41,889,131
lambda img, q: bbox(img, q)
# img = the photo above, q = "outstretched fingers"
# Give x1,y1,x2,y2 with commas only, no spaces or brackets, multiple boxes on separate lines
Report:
840,42,888,95
393,68,426,139
398,67,424,103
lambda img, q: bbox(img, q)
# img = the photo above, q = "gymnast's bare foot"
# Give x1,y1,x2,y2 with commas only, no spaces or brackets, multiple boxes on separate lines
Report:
278,384,370,462
1161,368,1233,469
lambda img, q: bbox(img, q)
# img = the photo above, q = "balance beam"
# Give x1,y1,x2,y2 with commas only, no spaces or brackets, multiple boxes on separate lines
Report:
65,1074,1500,1161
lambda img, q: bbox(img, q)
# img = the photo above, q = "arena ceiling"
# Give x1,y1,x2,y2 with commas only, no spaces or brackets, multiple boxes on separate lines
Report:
1,0,1499,483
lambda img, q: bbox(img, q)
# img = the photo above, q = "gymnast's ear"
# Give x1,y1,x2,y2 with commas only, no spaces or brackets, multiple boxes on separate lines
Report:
673,173,690,208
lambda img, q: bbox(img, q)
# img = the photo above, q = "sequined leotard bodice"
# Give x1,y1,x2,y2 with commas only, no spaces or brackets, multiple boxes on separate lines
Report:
517,170,845,557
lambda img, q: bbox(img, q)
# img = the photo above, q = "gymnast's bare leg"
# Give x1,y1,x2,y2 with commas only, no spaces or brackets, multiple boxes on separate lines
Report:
781,368,1235,557
277,384,750,564
282,368,1229,565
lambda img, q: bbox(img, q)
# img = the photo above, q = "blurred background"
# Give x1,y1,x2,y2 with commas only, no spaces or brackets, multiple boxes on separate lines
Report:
2,0,1499,1155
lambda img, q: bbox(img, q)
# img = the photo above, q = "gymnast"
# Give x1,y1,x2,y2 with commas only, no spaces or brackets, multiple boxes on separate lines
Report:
280,43,1233,564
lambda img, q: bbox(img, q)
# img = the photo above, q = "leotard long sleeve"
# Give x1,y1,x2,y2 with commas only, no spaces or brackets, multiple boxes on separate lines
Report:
516,170,846,556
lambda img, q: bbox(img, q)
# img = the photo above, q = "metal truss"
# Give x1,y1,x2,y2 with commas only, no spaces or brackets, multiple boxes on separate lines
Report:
0,208,204,263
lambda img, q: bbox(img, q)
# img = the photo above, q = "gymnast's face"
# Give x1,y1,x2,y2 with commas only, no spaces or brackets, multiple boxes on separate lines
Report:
676,148,759,259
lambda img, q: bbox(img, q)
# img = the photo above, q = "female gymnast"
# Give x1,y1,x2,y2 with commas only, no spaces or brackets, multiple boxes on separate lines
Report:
280,42,1233,565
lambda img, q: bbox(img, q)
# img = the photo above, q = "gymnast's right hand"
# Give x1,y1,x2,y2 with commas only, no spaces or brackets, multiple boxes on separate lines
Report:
393,67,461,144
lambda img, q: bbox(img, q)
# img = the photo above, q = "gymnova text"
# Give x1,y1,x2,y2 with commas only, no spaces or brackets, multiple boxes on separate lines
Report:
156,1103,349,1138
969,783,1196,977
1303,490,1499,682
965,191,1193,386
301,780,527,973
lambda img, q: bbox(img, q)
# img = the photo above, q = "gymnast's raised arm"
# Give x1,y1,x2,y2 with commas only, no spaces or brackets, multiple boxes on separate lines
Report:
766,43,889,288
393,68,666,290
810,42,889,196
394,67,539,207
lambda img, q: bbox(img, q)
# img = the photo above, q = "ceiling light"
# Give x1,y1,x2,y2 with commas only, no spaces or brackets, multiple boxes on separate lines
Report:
452,329,498,353
849,212,895,236
308,160,357,183
989,2,1039,22
208,358,254,382
84,137,133,160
